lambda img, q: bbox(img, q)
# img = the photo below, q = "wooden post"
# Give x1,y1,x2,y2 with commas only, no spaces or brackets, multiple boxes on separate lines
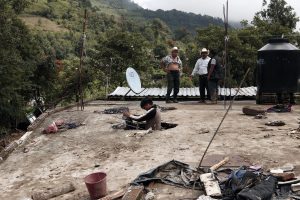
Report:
78,9,88,111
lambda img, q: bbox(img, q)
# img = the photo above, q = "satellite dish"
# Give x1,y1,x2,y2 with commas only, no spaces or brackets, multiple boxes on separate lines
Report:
126,67,143,94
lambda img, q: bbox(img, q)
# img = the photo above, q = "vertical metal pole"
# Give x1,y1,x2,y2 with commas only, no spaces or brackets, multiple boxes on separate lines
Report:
223,0,229,109
79,9,87,111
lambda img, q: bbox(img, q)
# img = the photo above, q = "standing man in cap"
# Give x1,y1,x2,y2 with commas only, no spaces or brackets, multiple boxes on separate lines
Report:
207,49,222,104
161,47,182,103
190,48,211,103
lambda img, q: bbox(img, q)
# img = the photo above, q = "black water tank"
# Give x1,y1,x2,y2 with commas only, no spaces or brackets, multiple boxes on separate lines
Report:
257,38,300,93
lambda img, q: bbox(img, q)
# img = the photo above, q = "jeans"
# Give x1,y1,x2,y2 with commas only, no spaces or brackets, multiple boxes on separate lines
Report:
166,71,180,100
199,74,210,101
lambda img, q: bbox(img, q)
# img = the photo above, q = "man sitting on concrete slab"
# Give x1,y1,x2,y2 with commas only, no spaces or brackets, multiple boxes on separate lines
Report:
123,98,161,130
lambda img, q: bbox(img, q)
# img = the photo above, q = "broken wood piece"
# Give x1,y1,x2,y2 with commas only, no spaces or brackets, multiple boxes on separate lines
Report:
200,173,222,197
31,182,75,200
272,172,295,181
278,177,300,185
210,157,229,171
122,186,144,200
99,188,126,200
292,183,300,192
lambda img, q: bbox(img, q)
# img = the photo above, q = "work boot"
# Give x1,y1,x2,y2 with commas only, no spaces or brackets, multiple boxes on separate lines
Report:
173,98,178,103
166,99,172,103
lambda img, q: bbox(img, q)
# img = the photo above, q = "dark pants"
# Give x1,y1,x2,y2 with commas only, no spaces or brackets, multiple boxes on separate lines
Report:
166,71,180,100
276,92,295,104
208,79,218,101
199,74,210,101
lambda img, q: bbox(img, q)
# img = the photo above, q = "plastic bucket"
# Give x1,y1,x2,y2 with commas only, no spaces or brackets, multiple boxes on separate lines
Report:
84,172,107,199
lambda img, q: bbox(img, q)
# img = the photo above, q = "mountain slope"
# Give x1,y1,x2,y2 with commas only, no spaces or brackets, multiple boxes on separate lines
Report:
91,0,224,33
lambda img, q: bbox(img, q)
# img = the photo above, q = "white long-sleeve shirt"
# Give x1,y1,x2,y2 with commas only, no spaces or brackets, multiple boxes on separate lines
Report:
191,56,211,76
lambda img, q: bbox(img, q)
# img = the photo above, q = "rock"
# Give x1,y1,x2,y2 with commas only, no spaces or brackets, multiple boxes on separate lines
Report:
242,106,265,116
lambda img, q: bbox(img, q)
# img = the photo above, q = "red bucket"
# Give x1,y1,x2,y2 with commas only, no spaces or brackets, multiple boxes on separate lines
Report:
84,172,107,199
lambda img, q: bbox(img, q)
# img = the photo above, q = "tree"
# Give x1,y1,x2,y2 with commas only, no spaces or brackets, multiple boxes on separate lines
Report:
253,0,299,31
89,31,150,87
0,0,36,130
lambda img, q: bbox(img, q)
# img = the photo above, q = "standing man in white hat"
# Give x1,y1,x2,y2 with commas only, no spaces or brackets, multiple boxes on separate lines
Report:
190,48,211,103
161,47,182,103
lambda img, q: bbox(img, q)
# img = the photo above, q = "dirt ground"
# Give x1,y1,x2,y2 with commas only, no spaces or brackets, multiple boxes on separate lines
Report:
0,100,300,200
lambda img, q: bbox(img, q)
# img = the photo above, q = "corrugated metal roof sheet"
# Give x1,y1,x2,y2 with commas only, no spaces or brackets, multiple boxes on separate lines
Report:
109,86,257,98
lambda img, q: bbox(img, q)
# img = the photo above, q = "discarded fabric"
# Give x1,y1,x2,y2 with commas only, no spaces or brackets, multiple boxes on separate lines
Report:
267,104,292,113
131,160,203,190
42,120,84,134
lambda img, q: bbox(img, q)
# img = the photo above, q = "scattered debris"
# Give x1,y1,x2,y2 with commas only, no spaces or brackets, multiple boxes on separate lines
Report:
112,122,177,130
159,106,177,112
263,134,275,138
288,129,300,139
260,127,274,131
126,129,152,138
254,114,267,119
94,107,129,114
265,120,285,126
199,128,210,134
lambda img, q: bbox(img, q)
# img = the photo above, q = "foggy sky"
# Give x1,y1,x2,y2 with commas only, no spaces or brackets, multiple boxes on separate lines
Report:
132,0,300,29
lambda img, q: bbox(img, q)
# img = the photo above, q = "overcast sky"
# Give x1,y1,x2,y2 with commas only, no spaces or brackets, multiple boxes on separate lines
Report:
132,0,300,29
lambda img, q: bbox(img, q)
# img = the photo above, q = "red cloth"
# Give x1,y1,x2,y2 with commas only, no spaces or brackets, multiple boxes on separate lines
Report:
44,122,58,134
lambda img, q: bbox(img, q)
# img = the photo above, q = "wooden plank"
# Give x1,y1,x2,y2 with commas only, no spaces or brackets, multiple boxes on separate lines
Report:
99,188,126,200
122,186,144,200
278,177,300,185
292,183,300,192
210,157,229,171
